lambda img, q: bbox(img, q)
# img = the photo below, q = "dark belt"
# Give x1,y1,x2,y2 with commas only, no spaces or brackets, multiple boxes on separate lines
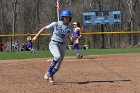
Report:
52,40,64,44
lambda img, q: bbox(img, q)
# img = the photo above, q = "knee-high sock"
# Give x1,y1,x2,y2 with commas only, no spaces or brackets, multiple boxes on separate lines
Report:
48,59,57,77
52,68,58,75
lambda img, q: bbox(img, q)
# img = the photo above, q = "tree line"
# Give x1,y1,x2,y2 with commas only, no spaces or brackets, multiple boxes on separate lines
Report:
0,0,140,49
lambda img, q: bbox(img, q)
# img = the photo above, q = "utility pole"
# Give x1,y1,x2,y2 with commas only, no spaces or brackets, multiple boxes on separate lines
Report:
12,0,17,51
127,0,134,46
96,0,105,48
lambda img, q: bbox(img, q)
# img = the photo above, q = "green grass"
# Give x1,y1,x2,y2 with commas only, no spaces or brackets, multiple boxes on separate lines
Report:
0,48,140,60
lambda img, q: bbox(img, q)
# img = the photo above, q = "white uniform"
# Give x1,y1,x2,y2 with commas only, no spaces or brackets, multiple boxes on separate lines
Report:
45,21,72,75
45,21,72,43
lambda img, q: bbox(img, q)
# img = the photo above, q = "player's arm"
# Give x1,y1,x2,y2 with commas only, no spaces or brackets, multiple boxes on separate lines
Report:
68,33,73,42
77,28,82,39
68,29,74,42
32,22,56,42
77,34,82,40
32,27,46,42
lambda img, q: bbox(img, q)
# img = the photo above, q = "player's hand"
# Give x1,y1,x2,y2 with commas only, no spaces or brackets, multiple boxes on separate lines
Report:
32,36,37,42
70,37,73,42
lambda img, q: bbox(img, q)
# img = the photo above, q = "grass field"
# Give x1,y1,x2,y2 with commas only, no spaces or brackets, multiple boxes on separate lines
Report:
0,48,140,60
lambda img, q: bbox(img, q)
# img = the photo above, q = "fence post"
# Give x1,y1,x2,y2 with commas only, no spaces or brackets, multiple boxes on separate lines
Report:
11,35,13,51
37,36,40,50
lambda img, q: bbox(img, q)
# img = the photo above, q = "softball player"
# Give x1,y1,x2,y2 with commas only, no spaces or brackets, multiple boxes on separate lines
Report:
32,10,72,83
71,22,83,59
27,33,34,53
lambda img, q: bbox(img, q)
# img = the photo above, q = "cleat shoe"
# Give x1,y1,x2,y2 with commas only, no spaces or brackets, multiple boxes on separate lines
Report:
44,73,49,80
77,55,83,59
44,73,55,84
49,76,54,83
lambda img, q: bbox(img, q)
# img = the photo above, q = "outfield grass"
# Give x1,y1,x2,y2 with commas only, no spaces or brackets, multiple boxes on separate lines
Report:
0,48,140,60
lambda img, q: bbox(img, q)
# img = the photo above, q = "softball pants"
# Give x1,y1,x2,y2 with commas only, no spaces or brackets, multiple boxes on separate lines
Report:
47,41,66,77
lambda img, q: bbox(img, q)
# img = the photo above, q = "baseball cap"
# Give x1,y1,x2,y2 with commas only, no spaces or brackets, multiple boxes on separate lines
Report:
72,22,77,25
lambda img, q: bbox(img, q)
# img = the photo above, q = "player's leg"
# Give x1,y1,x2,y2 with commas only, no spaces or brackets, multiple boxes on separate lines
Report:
30,42,35,53
52,44,66,75
44,44,61,83
73,43,83,58
27,42,31,51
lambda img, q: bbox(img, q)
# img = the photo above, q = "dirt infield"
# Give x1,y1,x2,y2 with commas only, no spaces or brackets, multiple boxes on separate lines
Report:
0,53,140,93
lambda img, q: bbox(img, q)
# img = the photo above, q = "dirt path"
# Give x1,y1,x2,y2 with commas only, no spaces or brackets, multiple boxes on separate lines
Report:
0,53,140,93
